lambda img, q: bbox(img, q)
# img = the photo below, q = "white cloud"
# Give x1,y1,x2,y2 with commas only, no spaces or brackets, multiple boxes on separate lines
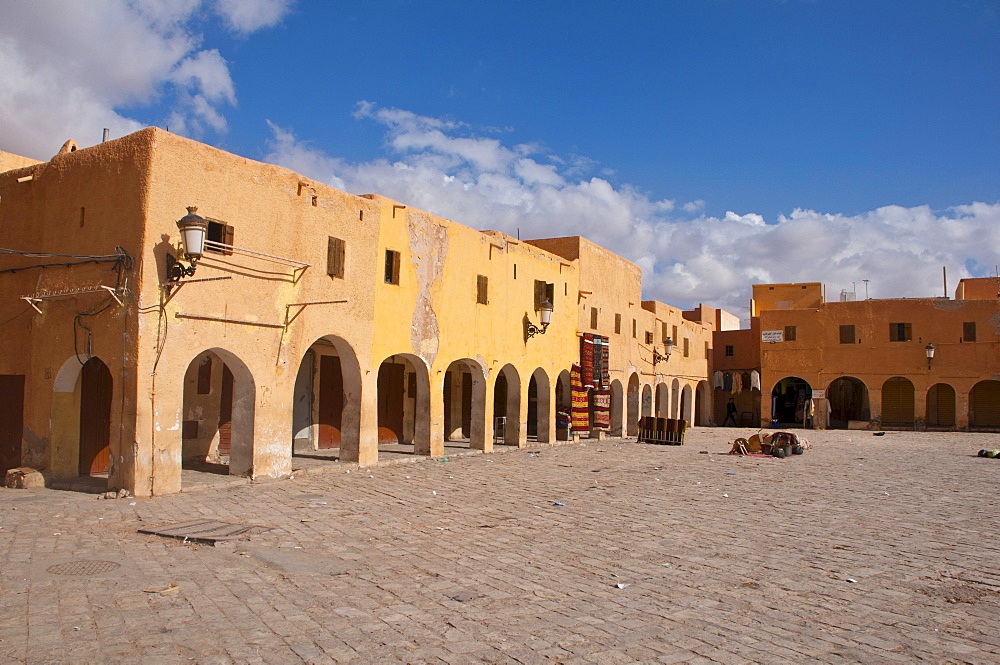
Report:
264,103,1000,322
0,0,289,159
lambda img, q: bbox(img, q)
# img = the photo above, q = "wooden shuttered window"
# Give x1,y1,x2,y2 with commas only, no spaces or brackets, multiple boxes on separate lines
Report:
964,321,977,342
384,250,400,284
205,219,234,255
615,313,622,335
683,338,690,357
840,325,856,344
476,274,488,304
533,280,555,310
784,325,797,341
889,322,912,342
590,307,598,329
327,237,345,278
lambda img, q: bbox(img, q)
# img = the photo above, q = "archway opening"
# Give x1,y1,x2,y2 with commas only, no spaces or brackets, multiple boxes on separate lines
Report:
527,369,551,443
828,377,870,429
610,379,624,436
555,370,571,440
881,376,915,427
641,384,652,418
655,383,668,417
970,380,1000,429
926,383,956,428
443,359,487,450
291,336,362,464
493,364,521,446
695,381,709,426
377,354,430,456
670,378,681,417
771,377,812,428
181,349,256,478
626,373,640,436
681,384,693,424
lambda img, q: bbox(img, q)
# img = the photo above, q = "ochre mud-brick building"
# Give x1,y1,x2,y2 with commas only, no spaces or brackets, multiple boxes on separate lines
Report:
713,281,1000,430
0,129,726,494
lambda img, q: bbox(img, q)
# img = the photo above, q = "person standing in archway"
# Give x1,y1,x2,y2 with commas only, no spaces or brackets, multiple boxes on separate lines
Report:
724,398,738,427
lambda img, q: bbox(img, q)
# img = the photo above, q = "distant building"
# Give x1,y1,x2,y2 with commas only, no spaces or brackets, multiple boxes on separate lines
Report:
714,280,1000,430
0,129,725,494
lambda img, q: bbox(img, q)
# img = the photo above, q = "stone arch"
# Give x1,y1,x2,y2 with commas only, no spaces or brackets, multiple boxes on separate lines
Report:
181,348,257,478
493,364,521,446
626,373,640,436
881,376,915,427
51,354,114,481
610,379,624,436
827,376,870,428
695,380,710,426
641,384,653,418
555,369,572,440
681,384,694,423
770,376,812,427
655,383,669,417
376,353,431,455
926,383,956,428
443,358,488,449
291,335,363,459
969,380,1000,428
528,368,551,443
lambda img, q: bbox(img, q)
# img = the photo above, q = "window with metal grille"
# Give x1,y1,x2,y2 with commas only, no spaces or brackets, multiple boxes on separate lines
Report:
384,250,400,284
327,237,345,278
889,322,912,342
784,325,797,341
725,345,734,357
840,325,856,344
476,275,488,304
964,321,976,342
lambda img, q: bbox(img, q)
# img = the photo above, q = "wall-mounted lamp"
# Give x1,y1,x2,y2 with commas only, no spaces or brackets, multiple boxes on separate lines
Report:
527,299,553,338
925,343,935,369
167,206,208,281
653,337,675,365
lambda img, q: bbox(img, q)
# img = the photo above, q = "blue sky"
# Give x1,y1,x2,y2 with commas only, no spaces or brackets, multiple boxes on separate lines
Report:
2,0,998,316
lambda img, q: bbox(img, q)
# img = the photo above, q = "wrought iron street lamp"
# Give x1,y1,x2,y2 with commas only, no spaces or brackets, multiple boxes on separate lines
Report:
527,299,553,338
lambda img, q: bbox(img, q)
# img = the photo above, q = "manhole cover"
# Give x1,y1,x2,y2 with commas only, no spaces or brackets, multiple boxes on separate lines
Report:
46,560,121,576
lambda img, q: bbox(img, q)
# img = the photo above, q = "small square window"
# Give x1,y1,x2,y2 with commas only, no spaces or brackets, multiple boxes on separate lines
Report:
645,331,653,345
840,325,856,344
725,345,734,357
784,325,797,342
206,218,234,255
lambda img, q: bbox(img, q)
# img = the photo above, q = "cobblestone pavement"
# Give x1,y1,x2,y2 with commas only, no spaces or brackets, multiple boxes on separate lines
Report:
2,429,1000,664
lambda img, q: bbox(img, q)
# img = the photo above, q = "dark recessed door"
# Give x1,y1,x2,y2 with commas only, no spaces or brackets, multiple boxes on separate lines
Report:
317,355,343,448
79,359,112,475
377,363,404,443
0,375,25,476
218,364,234,457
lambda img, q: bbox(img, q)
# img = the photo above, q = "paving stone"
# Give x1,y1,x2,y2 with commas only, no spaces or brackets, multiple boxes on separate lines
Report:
2,430,1000,663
